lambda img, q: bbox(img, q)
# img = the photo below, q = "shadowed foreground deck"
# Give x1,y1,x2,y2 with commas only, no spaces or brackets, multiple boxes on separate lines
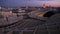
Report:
0,14,60,34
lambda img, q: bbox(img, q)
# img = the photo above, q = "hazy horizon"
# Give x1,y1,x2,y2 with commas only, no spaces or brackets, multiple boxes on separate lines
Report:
0,0,60,7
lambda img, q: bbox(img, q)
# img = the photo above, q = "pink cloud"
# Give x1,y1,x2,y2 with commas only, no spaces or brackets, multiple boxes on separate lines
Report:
45,1,60,7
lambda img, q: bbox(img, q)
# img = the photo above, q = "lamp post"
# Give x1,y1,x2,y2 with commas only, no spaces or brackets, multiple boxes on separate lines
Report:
0,6,2,12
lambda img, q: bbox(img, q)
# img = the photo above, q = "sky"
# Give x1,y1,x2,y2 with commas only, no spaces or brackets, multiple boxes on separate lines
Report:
0,0,60,7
